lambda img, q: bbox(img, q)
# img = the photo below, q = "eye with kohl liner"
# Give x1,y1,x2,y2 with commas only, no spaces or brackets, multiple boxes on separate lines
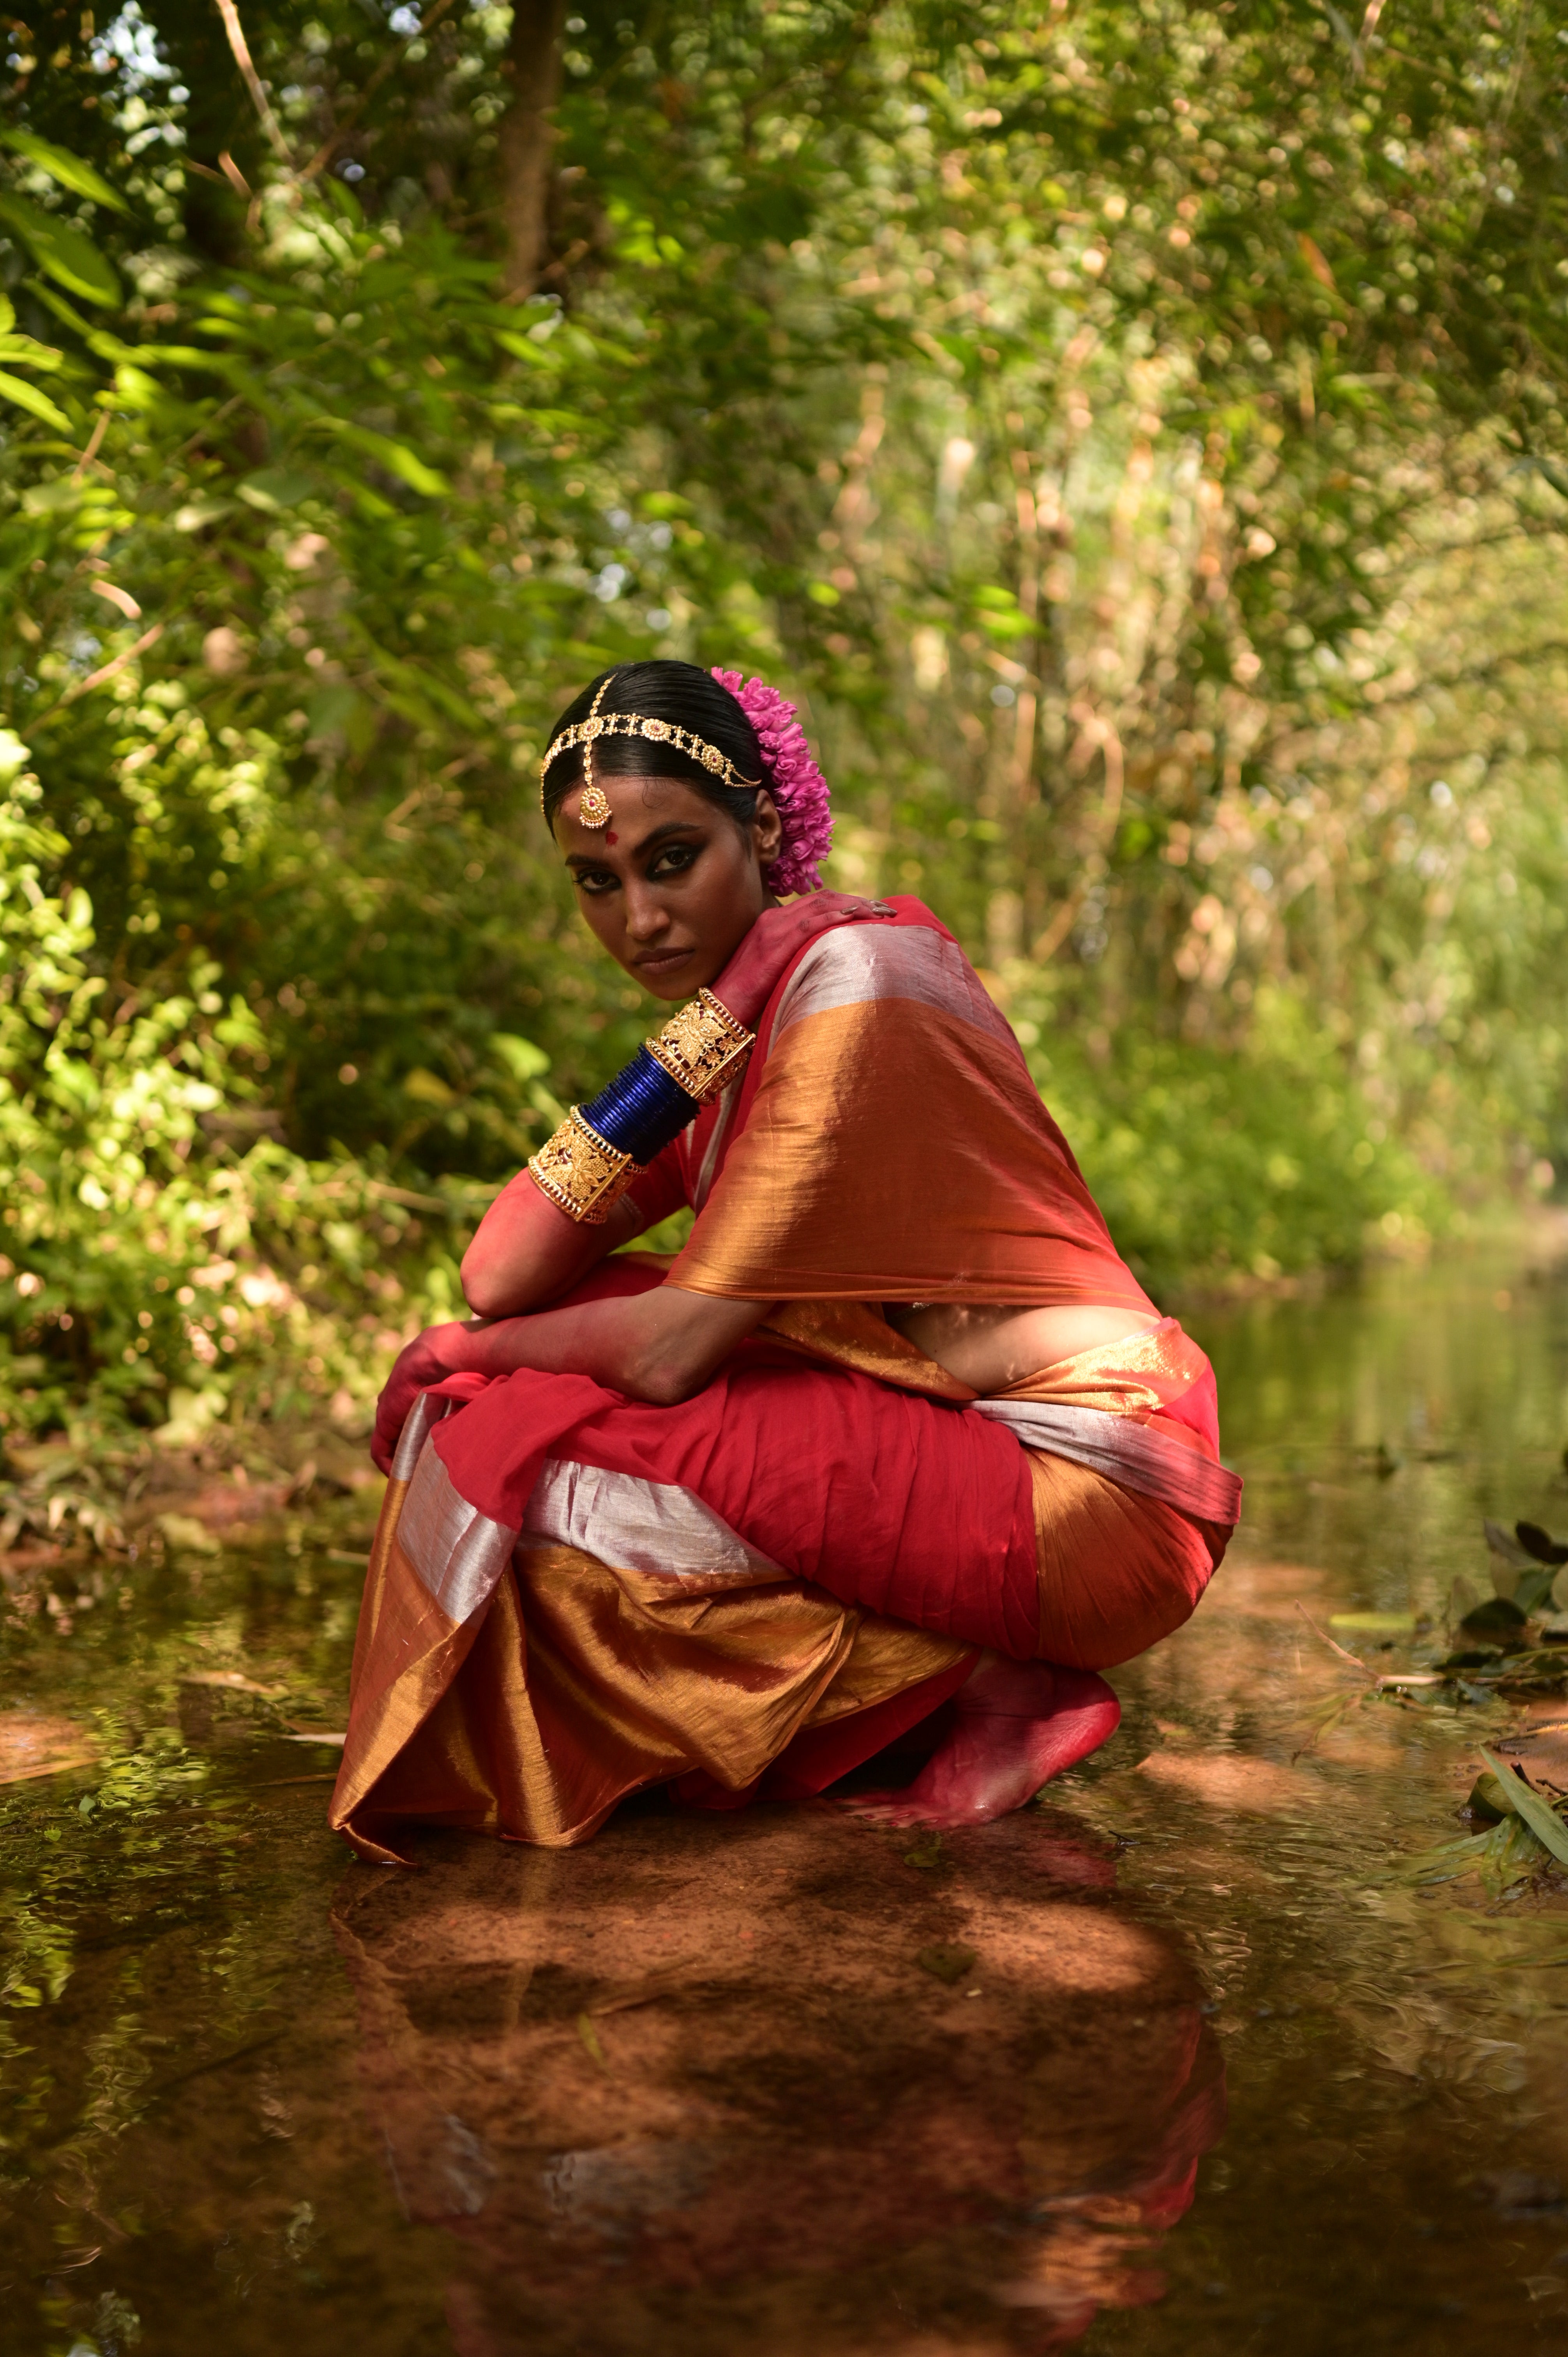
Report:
648,841,701,880
567,830,706,896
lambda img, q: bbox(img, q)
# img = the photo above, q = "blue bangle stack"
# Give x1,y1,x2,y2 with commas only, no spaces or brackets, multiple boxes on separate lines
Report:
528,988,754,1224
579,1048,703,1166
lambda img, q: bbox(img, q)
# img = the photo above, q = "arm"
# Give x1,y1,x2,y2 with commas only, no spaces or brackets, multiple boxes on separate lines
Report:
373,1285,771,1472
459,1164,650,1319
460,895,890,1319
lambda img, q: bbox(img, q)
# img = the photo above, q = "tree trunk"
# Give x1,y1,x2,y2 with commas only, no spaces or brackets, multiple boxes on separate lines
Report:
496,0,567,298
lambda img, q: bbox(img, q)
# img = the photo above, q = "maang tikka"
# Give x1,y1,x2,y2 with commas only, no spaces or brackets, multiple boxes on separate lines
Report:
575,677,613,829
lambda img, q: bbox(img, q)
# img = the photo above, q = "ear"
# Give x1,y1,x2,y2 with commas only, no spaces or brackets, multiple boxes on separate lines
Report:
752,787,784,866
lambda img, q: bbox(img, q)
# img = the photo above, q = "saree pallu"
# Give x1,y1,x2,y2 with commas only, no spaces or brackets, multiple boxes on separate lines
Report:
332,904,1241,1860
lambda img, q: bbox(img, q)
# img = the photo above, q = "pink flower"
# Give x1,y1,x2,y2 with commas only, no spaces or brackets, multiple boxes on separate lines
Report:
711,667,832,896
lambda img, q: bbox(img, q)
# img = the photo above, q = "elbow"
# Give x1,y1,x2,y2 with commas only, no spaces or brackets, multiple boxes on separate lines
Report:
459,1251,512,1322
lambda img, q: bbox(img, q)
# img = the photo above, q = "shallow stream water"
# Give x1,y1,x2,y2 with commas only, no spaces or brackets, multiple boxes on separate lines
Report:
3,1247,1568,2356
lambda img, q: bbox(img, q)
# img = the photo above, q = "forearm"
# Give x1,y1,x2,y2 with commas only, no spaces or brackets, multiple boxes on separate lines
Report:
460,1168,644,1318
437,1285,772,1405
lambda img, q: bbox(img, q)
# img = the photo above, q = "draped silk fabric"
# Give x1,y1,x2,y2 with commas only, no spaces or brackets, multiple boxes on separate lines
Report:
640,905,1161,1308
331,902,1238,1861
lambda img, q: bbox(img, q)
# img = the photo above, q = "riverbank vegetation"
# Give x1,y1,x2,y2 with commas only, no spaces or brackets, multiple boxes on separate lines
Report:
3,0,1568,1520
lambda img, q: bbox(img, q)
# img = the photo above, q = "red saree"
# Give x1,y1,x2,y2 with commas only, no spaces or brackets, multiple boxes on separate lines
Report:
332,902,1239,1860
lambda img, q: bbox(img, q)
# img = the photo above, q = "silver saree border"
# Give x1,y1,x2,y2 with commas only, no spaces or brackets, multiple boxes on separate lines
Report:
971,1398,1243,1526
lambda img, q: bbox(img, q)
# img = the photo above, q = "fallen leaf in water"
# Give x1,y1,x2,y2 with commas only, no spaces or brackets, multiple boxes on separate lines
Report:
178,1670,289,1744
576,2012,607,2067
1479,1749,1568,1867
1135,1751,1315,1814
0,1712,96,1785
1330,1611,1418,1634
916,1943,978,1985
902,1832,944,1869
1463,1771,1511,1823
1516,1521,1568,1567
1460,1594,1529,1638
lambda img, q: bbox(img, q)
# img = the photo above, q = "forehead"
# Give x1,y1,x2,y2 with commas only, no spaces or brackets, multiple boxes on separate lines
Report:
558,771,714,846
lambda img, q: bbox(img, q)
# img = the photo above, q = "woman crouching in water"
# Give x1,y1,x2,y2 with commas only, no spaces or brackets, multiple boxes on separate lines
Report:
331,662,1239,1860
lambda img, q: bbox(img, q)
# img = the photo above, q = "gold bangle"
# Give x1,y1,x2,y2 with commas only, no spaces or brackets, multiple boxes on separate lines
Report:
527,1107,645,1225
644,988,754,1104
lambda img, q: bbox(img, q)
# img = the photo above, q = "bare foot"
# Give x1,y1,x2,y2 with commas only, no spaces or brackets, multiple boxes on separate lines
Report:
847,1654,1121,1830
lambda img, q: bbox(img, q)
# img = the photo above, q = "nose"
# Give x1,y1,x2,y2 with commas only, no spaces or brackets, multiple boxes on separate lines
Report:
623,876,671,944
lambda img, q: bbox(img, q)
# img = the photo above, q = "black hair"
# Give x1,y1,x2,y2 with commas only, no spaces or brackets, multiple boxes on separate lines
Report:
540,661,768,837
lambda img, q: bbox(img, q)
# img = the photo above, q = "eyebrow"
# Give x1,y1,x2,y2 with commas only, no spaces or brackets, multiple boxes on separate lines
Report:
564,820,705,869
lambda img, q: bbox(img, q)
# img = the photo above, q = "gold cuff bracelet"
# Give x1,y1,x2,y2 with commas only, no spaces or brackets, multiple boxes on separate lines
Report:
527,1107,645,1226
525,991,754,1226
645,989,754,1103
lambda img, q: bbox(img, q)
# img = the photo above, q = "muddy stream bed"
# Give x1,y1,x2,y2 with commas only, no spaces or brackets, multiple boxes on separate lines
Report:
3,1250,1568,2356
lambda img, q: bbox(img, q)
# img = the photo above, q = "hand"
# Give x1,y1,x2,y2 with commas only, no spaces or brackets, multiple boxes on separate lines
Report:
371,1319,476,1476
712,892,894,1027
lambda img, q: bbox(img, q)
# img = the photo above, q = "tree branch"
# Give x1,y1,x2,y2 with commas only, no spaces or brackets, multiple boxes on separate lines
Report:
212,0,293,163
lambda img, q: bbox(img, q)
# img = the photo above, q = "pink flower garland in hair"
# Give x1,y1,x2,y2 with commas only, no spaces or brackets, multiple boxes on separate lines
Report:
711,667,832,896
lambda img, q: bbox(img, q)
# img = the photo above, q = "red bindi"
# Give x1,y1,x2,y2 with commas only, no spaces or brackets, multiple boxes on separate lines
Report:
604,830,618,844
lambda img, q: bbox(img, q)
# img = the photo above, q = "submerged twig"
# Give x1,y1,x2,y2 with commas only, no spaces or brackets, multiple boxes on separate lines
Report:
1294,1601,1370,1672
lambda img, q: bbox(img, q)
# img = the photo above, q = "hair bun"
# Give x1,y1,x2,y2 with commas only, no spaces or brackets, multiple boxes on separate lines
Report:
710,669,832,895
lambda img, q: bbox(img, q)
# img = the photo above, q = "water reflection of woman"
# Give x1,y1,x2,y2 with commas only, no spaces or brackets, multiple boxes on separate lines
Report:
333,1811,1227,2354
332,663,1240,1859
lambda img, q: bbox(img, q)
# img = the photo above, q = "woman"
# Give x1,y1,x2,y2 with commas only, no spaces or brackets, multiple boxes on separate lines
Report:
332,662,1240,1862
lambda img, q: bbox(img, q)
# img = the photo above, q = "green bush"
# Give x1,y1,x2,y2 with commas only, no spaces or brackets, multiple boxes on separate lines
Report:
4,0,1568,1525
1010,982,1444,1295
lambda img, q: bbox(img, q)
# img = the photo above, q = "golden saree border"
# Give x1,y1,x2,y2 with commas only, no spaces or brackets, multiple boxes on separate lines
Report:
758,1297,975,1399
331,1395,521,1864
995,1316,1213,1421
739,1306,1240,1527
332,1412,967,1859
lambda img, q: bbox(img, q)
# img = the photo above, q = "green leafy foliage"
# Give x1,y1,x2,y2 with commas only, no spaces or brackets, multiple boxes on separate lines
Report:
1,0,1567,1486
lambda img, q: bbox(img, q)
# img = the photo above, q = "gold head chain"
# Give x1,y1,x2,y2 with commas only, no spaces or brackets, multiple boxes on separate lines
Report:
539,682,761,830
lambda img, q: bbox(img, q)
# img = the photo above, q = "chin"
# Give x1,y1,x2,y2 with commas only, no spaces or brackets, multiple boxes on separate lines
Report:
636,961,712,1002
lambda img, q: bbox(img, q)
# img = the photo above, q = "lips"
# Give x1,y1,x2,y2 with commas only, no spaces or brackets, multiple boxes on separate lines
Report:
634,948,694,974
